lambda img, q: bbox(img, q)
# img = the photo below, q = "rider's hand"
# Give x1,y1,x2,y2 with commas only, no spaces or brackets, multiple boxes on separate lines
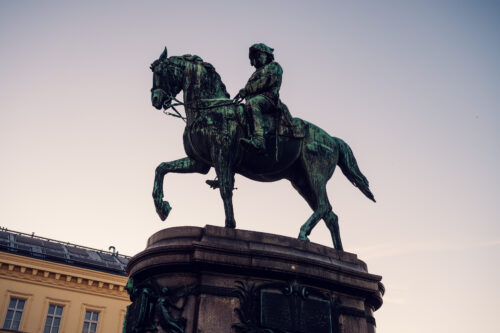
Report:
233,89,247,105
238,88,247,98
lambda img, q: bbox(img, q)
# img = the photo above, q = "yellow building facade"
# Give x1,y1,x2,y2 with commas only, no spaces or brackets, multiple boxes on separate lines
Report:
0,229,130,333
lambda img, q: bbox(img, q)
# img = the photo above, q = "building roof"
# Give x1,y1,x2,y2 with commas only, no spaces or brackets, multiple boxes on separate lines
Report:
0,228,130,276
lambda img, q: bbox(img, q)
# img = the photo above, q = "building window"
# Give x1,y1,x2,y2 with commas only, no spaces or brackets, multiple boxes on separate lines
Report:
44,304,64,333
2,297,25,330
82,310,99,333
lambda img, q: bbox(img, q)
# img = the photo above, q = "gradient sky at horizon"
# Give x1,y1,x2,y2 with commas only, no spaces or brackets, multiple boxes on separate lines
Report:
1,1,499,332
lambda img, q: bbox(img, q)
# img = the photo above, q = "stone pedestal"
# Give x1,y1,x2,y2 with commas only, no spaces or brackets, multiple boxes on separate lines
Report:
125,225,384,333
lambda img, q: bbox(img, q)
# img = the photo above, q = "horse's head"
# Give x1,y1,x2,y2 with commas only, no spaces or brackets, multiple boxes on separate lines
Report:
150,48,231,113
150,47,184,110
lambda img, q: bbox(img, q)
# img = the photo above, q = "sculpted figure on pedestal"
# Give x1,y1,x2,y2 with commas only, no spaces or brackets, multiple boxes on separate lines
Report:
150,45,375,250
123,278,188,333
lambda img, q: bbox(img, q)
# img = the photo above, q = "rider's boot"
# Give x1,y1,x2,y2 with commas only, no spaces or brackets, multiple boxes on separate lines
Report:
241,116,265,151
241,137,265,151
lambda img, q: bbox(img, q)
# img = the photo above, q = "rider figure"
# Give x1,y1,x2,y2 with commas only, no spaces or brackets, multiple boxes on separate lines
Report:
234,43,283,151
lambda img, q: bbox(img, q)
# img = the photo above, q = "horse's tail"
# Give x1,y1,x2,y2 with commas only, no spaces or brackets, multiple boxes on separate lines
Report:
334,137,376,202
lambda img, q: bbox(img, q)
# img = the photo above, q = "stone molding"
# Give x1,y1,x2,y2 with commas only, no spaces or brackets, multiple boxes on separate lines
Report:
125,225,384,333
128,225,384,310
0,252,128,300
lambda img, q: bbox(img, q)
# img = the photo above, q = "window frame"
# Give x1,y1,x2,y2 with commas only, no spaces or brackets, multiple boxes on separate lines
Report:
79,304,105,333
38,297,70,333
0,290,32,332
43,304,64,333
2,297,26,330
82,310,99,333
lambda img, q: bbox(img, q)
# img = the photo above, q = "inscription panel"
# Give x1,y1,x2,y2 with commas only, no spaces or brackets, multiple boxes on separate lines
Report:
260,290,332,333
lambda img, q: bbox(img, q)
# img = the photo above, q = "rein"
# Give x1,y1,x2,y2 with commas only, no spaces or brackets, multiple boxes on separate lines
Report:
161,92,241,123
156,58,240,122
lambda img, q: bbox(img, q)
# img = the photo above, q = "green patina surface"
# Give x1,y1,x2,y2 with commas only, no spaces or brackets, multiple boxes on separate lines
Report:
123,278,189,333
150,44,375,251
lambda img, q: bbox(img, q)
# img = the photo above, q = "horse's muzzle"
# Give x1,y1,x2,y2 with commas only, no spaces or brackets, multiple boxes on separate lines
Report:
151,89,172,110
151,93,162,110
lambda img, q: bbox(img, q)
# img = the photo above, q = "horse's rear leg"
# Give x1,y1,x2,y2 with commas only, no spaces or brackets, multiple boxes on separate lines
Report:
292,175,330,242
301,193,344,250
292,172,343,250
153,157,210,220
298,206,328,242
324,211,343,251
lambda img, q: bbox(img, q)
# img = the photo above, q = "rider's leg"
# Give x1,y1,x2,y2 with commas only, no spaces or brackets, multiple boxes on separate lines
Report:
241,98,265,150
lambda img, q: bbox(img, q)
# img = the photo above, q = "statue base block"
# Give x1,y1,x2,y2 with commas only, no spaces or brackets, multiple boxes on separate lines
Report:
126,225,384,333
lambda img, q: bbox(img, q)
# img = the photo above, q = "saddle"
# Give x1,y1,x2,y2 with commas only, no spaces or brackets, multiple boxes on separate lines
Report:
276,101,306,138
194,98,305,139
199,99,305,188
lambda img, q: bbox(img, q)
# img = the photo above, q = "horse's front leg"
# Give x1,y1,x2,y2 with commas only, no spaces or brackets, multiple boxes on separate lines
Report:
216,166,236,228
212,147,237,228
153,157,210,220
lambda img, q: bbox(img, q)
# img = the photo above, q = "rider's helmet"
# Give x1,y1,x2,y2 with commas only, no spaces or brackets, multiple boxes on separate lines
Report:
249,43,275,62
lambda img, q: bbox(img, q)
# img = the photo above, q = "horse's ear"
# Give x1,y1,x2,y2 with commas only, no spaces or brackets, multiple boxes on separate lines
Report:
160,47,168,60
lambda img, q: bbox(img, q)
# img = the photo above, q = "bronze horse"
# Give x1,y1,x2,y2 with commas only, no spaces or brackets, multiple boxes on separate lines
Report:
150,48,375,250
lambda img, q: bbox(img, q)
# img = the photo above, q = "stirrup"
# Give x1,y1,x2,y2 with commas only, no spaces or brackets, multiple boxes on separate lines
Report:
240,137,265,150
205,178,237,190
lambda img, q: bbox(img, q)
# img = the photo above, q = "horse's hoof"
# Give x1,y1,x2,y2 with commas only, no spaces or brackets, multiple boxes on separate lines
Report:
297,233,310,242
156,201,172,221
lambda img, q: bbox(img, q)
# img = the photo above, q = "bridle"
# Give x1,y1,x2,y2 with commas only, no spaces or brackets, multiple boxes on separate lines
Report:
152,60,242,123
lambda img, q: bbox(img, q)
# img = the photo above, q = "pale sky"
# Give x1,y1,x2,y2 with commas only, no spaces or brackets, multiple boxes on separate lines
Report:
1,1,499,332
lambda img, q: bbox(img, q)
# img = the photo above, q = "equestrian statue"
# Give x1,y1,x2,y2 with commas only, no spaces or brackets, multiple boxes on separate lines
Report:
150,44,375,250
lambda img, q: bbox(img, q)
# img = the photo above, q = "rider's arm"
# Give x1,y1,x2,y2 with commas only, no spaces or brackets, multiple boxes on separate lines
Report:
243,62,282,96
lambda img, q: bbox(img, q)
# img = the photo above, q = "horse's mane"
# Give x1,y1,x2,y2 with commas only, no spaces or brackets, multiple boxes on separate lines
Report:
170,54,230,98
